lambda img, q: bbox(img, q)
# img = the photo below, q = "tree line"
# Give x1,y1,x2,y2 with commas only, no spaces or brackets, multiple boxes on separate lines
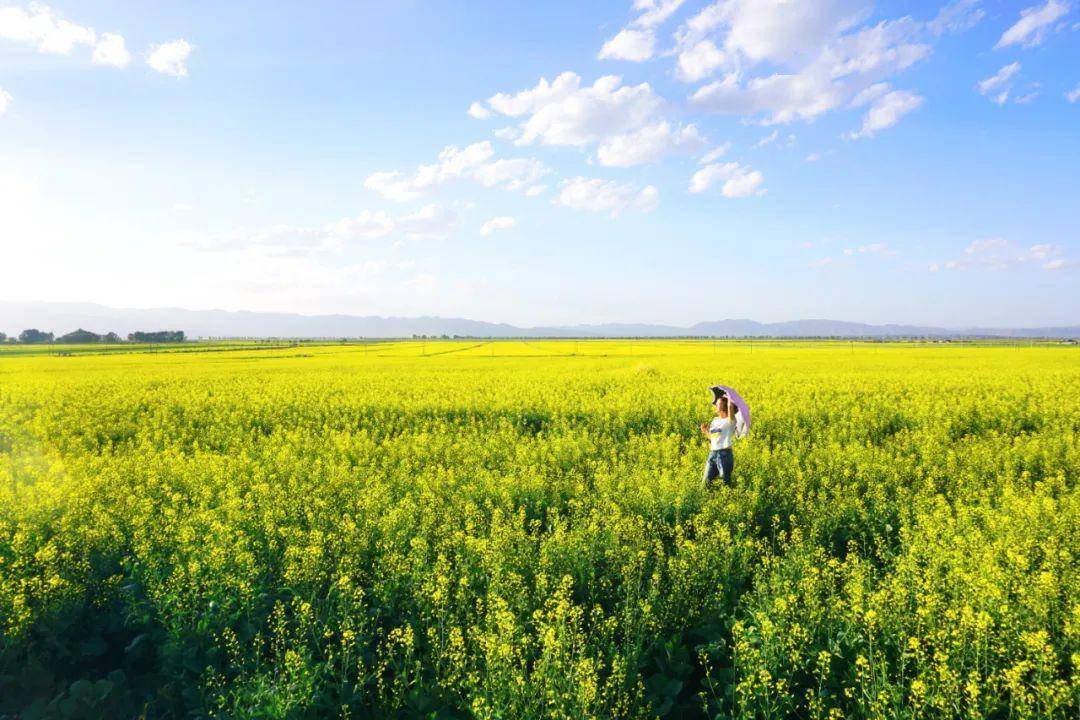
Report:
0,329,186,344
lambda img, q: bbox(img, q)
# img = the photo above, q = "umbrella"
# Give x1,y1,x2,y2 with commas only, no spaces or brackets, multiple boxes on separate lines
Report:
709,384,751,434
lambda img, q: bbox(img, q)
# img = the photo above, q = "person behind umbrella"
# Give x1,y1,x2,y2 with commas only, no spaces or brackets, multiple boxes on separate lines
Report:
700,386,742,486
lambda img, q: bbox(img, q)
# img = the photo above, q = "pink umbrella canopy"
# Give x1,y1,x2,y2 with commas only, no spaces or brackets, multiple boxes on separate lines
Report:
709,384,751,431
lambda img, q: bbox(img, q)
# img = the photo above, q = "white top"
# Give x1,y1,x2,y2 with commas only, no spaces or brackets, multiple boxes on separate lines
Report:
708,416,735,451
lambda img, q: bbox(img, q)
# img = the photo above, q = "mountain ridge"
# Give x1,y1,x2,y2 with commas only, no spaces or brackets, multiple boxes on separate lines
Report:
1,301,1077,338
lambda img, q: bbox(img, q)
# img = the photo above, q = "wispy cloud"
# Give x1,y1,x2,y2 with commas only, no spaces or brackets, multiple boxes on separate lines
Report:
932,237,1073,271
753,129,795,148
364,142,550,201
554,177,659,217
479,216,516,236
683,6,935,132
929,0,986,35
184,205,459,256
596,121,707,167
846,86,924,139
598,0,687,62
843,242,897,256
995,0,1070,49
689,161,766,197
977,62,1023,104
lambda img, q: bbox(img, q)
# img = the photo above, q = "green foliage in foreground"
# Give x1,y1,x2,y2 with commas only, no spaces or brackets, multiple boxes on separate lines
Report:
0,341,1077,719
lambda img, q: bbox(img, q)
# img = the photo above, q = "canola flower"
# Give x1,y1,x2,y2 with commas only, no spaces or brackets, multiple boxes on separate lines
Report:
0,340,1077,719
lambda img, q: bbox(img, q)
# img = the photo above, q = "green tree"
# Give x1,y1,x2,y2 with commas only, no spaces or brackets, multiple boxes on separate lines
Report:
18,328,53,343
127,330,185,343
58,328,104,344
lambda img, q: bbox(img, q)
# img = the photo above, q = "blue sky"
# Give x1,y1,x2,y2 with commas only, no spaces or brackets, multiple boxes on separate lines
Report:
1,0,1077,327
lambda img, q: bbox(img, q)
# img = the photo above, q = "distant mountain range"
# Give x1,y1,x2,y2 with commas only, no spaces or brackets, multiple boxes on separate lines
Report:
1,301,1077,339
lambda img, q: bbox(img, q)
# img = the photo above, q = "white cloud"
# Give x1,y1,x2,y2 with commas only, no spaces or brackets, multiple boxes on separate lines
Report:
92,32,130,67
632,0,687,28
676,40,727,82
525,184,547,197
599,28,656,61
1027,243,1061,259
934,237,1073,271
392,204,460,240
804,152,822,162
691,70,847,124
850,81,891,107
844,242,895,256
147,39,193,77
685,0,866,66
753,130,780,148
0,88,11,116
188,205,459,255
1013,88,1040,104
479,72,664,149
689,162,766,197
846,88,923,139
492,126,520,140
0,2,135,70
679,2,938,130
364,141,550,201
0,4,95,54
753,129,798,149
479,216,516,235
467,101,492,119
1066,83,1080,102
596,121,706,166
485,72,579,116
995,0,1070,48
977,62,1021,104
810,257,834,267
469,157,550,188
476,71,691,164
966,237,1008,254
699,142,732,164
823,18,931,78
554,177,659,217
928,0,985,35
599,0,687,62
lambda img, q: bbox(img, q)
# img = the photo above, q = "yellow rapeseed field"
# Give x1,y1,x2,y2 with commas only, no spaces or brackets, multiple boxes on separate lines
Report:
0,340,1077,719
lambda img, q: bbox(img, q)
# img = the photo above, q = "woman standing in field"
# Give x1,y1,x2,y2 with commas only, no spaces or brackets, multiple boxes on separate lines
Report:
700,390,740,486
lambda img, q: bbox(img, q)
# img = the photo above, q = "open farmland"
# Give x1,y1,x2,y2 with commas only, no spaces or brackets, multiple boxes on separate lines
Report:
0,340,1077,719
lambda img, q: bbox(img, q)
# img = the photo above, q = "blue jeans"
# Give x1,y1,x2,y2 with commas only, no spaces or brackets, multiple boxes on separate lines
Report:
702,448,733,485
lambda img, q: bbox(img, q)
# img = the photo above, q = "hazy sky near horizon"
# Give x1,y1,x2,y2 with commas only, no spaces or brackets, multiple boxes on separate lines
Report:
1,0,1078,327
